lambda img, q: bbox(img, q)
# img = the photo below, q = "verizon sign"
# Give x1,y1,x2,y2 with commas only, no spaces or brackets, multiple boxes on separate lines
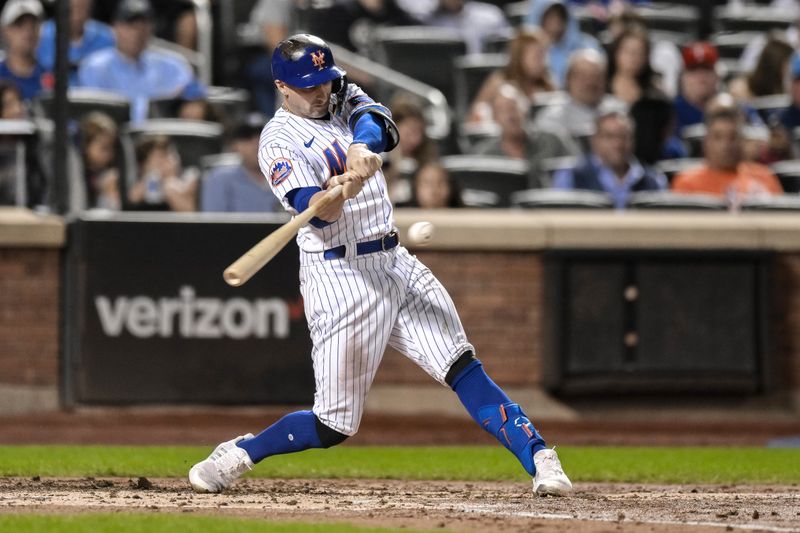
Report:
95,286,292,339
64,215,314,405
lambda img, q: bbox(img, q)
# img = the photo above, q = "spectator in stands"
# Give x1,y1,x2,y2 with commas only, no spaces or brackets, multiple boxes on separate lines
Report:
201,115,281,213
606,28,661,106
673,42,720,136
779,52,800,132
307,0,421,52
77,0,205,123
525,0,602,87
739,2,800,74
672,107,782,203
629,92,686,164
78,112,121,210
729,33,794,102
405,161,463,208
127,134,198,211
426,0,511,55
36,0,115,84
153,0,197,51
386,95,438,204
553,109,667,208
534,49,613,141
243,0,291,116
0,80,26,119
604,7,681,98
474,84,579,187
469,28,556,124
0,0,50,101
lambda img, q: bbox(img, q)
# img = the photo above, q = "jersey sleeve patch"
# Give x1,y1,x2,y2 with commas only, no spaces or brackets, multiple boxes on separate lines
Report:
269,158,293,186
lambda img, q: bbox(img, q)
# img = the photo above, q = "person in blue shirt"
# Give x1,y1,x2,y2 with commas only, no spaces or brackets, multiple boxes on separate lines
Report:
525,0,603,87
37,0,115,85
779,52,800,132
553,108,667,208
200,115,282,213
0,0,50,101
77,0,204,123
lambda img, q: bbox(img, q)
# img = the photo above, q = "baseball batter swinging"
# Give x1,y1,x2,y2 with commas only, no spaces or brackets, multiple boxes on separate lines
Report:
189,34,572,496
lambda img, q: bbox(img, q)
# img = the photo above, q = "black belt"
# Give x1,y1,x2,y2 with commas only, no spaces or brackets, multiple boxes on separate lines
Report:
323,231,399,260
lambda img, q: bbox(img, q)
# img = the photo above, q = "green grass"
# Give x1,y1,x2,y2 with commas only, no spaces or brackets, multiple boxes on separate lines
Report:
0,445,798,484
0,514,428,533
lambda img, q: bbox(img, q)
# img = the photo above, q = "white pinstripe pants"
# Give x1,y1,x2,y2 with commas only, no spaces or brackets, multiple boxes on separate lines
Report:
299,245,475,435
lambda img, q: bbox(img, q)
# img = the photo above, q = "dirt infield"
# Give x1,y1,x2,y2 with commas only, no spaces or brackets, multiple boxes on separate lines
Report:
1,477,798,533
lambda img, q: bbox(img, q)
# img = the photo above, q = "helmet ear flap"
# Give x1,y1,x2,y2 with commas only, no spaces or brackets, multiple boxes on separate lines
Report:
329,75,348,116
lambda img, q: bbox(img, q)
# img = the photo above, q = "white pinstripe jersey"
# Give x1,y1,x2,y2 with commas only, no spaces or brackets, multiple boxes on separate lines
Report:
258,84,394,255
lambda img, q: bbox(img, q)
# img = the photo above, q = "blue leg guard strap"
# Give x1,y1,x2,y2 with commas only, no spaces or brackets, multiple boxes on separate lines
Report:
477,402,546,476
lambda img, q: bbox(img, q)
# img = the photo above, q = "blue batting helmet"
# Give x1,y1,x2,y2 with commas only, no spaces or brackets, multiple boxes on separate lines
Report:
271,34,347,88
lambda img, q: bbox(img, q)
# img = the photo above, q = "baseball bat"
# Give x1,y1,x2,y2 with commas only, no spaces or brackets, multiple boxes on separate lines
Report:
223,184,344,287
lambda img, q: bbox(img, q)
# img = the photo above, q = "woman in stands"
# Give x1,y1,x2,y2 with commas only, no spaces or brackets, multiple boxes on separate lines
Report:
385,95,439,205
79,111,121,210
469,28,555,124
606,27,660,106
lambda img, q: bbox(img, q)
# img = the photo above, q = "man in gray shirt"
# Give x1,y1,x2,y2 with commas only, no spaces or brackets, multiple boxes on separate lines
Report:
474,84,579,187
201,116,282,213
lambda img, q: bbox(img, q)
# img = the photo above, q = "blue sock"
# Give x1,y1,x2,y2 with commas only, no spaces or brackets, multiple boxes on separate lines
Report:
236,410,323,463
451,360,546,475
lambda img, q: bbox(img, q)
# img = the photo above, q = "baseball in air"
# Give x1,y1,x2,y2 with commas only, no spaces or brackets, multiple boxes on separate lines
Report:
407,221,434,246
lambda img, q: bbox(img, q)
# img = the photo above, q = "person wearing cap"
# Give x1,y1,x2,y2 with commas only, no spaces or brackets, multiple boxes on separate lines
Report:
77,0,205,123
779,52,800,133
200,115,282,213
673,41,721,136
0,0,50,101
36,0,115,85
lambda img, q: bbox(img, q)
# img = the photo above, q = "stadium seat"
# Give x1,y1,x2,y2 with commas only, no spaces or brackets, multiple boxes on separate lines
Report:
374,26,466,109
714,4,792,33
148,86,251,122
124,119,224,172
540,155,581,185
635,3,701,36
484,34,511,54
627,191,727,210
461,188,502,207
34,88,131,125
750,94,790,122
530,91,569,120
504,1,529,27
0,119,37,207
655,158,703,183
711,31,764,60
510,188,613,209
770,159,800,193
681,124,706,158
453,53,508,119
741,195,800,212
459,121,501,152
200,152,242,173
439,155,528,207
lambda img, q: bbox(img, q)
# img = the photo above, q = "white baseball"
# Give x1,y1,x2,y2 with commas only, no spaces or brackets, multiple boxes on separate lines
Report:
407,221,434,246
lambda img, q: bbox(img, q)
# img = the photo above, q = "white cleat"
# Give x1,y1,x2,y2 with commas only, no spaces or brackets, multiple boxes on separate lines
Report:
533,448,573,496
189,433,255,493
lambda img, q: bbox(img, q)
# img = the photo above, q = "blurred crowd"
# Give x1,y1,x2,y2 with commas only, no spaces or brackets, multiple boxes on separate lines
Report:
0,0,798,212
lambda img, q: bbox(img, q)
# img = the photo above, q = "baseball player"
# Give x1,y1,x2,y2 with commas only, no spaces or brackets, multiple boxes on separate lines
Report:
189,34,572,497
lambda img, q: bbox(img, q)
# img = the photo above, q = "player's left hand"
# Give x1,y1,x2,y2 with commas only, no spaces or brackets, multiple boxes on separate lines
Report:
346,143,382,180
328,171,364,200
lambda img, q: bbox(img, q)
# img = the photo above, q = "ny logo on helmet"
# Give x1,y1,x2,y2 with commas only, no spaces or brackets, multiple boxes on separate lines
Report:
311,50,325,71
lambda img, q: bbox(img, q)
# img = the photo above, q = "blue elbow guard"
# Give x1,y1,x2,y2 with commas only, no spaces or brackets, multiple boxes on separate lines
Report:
477,402,543,476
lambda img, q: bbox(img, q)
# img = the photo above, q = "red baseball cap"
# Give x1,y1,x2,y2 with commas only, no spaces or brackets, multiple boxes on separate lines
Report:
681,42,719,70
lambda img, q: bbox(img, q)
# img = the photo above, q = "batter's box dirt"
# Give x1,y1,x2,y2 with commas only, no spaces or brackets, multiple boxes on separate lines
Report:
1,477,798,533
